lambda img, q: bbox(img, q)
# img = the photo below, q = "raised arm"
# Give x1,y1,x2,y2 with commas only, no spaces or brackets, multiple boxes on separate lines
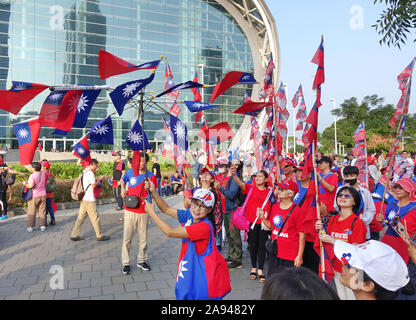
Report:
145,179,178,219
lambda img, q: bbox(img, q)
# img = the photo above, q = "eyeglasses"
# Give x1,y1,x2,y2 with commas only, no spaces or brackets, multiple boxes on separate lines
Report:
191,200,209,210
337,193,352,199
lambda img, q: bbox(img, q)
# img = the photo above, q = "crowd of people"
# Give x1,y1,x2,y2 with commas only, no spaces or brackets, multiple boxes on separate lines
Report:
3,146,416,301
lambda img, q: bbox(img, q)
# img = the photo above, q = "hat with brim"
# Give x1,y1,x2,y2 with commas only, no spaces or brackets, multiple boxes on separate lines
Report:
393,178,416,201
191,188,215,208
334,240,409,292
276,179,299,195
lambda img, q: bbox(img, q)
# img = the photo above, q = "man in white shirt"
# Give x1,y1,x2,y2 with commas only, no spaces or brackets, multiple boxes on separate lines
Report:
70,159,110,241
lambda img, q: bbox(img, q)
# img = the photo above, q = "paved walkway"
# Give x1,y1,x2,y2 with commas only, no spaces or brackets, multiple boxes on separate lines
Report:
0,196,264,300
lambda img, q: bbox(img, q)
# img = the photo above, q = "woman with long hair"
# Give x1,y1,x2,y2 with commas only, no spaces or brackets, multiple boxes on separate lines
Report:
231,169,272,283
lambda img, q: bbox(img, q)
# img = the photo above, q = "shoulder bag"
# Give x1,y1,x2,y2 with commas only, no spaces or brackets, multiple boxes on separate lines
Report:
231,186,253,231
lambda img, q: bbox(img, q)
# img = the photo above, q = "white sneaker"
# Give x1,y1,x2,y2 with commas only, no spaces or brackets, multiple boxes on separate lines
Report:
40,226,46,232
26,227,33,233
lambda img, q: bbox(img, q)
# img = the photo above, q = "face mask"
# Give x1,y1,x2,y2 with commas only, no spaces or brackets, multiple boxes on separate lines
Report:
345,178,357,186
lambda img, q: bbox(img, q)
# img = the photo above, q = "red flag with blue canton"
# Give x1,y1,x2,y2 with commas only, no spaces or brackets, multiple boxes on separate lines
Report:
192,71,202,102
291,84,303,108
39,90,83,132
73,136,92,164
89,115,114,145
259,53,275,100
175,209,231,300
126,120,151,151
0,81,49,115
72,89,101,128
311,37,325,90
210,71,257,103
98,48,161,80
110,72,155,116
164,61,181,116
12,117,42,165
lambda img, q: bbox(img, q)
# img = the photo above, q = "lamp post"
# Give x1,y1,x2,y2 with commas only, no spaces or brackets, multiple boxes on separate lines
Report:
330,98,337,154
198,64,205,102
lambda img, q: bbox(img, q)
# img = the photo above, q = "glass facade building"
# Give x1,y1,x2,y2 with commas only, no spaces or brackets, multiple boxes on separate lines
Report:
0,0,258,151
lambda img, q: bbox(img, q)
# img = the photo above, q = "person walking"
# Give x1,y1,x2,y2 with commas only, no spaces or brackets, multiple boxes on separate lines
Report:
70,159,110,242
23,162,47,232
112,151,125,211
41,160,56,226
120,152,157,275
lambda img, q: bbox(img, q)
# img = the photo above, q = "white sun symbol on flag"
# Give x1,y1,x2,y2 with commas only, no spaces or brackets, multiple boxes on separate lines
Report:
129,177,137,186
13,83,27,91
77,95,89,113
242,75,250,80
77,147,85,155
92,124,109,135
388,210,396,221
49,93,62,101
122,82,141,98
176,260,188,282
193,103,204,109
140,63,151,68
18,128,29,139
127,131,143,145
174,123,185,141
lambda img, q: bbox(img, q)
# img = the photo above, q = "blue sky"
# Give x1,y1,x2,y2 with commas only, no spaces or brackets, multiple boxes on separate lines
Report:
265,0,415,135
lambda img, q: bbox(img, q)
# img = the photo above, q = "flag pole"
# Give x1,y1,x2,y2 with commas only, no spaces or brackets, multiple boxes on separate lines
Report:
312,142,326,281
272,94,281,183
364,121,369,189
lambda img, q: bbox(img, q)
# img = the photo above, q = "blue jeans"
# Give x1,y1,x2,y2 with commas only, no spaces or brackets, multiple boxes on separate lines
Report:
45,197,55,222
161,186,171,196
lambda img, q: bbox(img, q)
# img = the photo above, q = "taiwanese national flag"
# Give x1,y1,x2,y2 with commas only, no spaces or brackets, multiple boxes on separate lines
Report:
192,71,203,102
98,48,161,80
313,238,335,283
89,116,114,145
305,100,319,130
0,81,49,115
397,59,415,94
170,115,188,152
110,72,156,116
39,90,83,132
164,61,181,116
72,89,101,128
184,101,219,113
73,136,92,164
233,100,272,116
12,117,42,165
259,53,275,100
291,84,303,108
311,37,325,90
126,121,151,151
155,81,203,98
199,122,234,145
210,71,257,103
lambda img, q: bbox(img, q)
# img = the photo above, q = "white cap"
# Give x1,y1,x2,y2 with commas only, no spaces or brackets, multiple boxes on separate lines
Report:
334,240,409,292
191,188,215,208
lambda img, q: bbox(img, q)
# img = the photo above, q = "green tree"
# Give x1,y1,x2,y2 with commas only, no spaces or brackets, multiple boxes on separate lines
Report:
373,0,416,49
320,94,416,154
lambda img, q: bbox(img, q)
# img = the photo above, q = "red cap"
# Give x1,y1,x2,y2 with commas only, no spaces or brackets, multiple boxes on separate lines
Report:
276,179,299,195
40,160,50,169
200,167,215,179
280,158,296,168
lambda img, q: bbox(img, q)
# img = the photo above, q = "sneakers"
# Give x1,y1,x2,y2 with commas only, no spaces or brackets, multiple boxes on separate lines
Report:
40,226,46,232
49,220,55,226
122,265,131,275
96,235,110,241
26,227,33,233
0,215,8,221
137,262,151,271
228,261,243,269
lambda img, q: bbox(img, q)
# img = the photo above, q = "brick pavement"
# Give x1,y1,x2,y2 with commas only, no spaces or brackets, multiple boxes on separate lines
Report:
0,196,264,300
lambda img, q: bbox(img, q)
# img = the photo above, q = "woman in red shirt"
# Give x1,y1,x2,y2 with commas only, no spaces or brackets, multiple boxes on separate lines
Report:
316,186,367,300
230,169,272,283
259,179,305,277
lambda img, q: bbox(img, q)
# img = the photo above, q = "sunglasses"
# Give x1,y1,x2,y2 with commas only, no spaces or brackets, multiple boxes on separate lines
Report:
338,193,352,199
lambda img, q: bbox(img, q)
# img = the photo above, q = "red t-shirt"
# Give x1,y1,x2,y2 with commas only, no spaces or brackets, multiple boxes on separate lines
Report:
186,222,211,255
319,172,338,212
327,214,367,272
122,170,157,213
242,184,272,224
269,203,304,261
